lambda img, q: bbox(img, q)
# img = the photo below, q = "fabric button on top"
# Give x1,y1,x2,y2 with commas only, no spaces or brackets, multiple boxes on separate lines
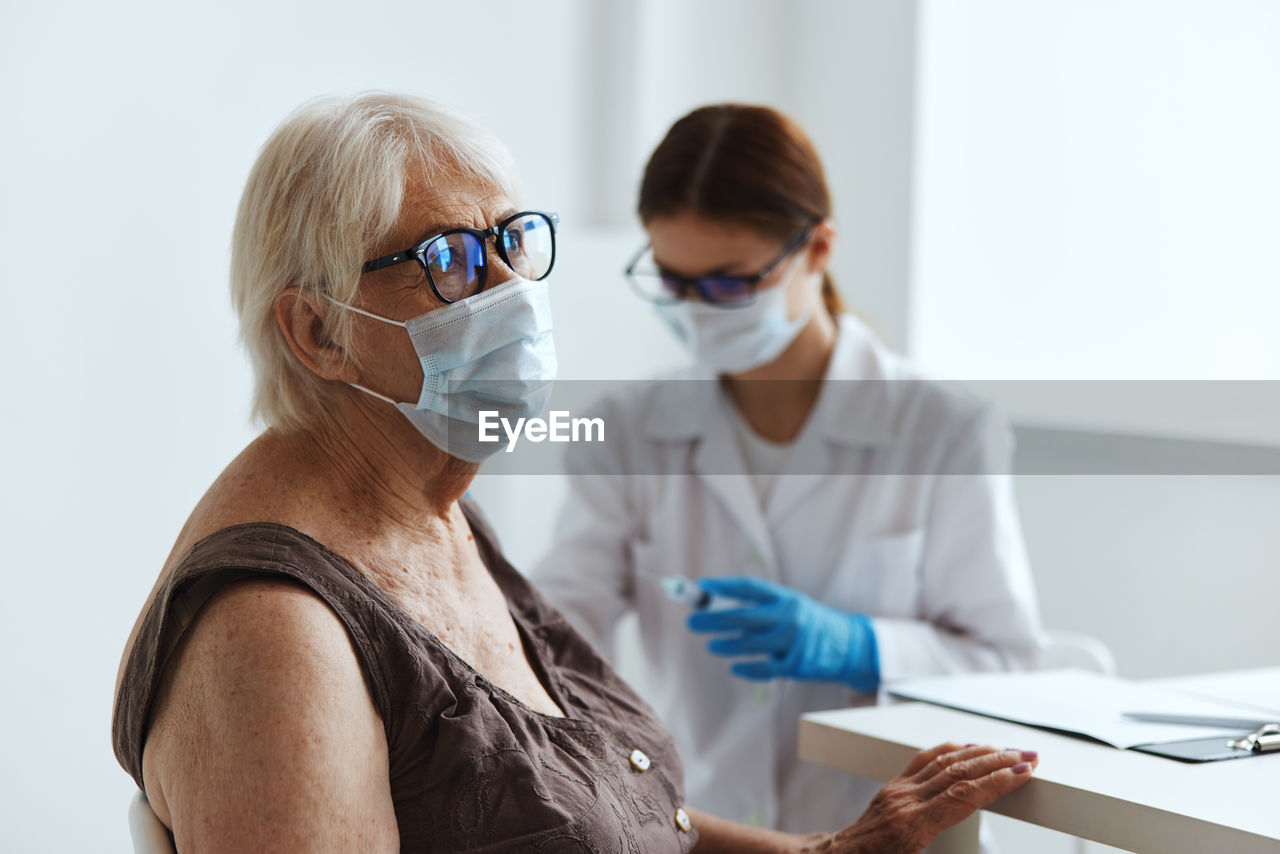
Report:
629,748,651,772
674,807,692,833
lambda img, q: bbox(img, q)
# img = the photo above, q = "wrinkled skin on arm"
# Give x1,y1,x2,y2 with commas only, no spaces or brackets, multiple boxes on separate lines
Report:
141,579,401,853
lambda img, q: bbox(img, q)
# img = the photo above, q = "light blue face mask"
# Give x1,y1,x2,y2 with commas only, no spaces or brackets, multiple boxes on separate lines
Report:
654,275,813,375
326,277,557,463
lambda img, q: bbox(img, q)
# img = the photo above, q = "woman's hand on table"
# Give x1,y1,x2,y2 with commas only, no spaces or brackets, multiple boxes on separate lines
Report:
807,742,1038,853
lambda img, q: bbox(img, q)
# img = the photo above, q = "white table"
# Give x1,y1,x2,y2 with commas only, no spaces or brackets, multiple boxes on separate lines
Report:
798,667,1280,854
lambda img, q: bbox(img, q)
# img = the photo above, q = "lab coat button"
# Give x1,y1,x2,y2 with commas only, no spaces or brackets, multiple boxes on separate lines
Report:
674,807,692,833
629,748,651,772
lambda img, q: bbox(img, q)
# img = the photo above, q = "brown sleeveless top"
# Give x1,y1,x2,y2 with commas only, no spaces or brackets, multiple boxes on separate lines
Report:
112,503,698,853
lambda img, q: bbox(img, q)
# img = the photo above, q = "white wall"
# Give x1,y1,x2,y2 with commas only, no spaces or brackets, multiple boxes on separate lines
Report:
911,0,1280,382
1016,473,1280,678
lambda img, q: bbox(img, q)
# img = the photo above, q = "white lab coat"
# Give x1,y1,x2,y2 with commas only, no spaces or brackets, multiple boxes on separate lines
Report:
531,315,1045,834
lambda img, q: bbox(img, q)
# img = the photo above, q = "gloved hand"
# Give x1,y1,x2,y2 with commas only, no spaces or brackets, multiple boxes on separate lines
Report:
687,576,880,693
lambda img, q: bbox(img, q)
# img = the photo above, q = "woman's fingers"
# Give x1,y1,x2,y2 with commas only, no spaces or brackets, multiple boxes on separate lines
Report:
907,744,998,784
969,759,1038,803
697,576,784,602
706,634,767,656
687,604,775,633
916,752,1034,814
901,742,969,776
830,744,1039,853
905,746,1038,845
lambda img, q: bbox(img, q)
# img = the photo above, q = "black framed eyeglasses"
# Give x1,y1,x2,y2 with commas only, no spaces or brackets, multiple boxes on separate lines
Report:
624,225,813,307
363,210,559,303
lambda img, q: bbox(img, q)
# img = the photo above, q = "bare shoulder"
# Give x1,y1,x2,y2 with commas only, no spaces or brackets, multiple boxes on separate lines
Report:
143,577,399,852
114,433,334,703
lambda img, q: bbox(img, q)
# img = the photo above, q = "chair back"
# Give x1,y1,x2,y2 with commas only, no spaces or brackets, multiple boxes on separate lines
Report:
1042,629,1118,675
128,791,175,854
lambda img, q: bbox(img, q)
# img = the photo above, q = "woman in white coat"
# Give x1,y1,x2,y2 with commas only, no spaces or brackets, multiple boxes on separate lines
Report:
532,104,1045,834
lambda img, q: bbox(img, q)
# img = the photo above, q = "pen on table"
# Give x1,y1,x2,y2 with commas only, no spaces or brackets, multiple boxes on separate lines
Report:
1122,711,1279,730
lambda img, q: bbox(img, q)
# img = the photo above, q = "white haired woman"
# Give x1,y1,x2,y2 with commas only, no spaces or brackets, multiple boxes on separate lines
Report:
112,93,1038,853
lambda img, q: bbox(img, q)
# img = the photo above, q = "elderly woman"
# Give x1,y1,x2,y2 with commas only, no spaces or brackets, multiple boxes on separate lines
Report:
112,93,1037,853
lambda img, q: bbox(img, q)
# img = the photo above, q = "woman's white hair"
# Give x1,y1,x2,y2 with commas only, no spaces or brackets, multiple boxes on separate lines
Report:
230,92,519,432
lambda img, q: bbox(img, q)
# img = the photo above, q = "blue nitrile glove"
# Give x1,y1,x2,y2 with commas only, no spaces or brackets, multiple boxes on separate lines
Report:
687,576,880,693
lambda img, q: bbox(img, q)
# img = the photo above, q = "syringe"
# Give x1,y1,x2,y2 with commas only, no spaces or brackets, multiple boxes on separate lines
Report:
659,575,713,609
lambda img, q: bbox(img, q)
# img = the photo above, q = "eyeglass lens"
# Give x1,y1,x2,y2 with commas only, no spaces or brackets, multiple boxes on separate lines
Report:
423,233,487,302
695,277,755,303
500,213,555,282
630,250,756,306
630,225,811,307
421,212,555,302
654,274,754,304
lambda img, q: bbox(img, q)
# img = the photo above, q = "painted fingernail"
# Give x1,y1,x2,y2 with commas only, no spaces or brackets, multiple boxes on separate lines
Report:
964,743,977,748
1020,750,1038,761
1013,762,1031,773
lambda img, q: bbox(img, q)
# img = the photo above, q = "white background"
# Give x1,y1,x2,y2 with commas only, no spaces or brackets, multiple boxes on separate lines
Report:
912,0,1280,382
1,1,1276,852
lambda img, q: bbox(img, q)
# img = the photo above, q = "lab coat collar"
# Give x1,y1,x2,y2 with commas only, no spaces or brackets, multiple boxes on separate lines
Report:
640,314,897,449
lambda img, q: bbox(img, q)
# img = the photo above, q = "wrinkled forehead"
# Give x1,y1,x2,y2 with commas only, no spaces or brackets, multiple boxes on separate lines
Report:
377,167,518,255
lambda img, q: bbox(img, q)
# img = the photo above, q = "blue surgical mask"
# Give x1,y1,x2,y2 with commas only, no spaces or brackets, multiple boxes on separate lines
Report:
327,277,557,463
654,278,812,374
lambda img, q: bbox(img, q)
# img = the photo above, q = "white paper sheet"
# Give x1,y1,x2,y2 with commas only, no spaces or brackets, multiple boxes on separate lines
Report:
888,669,1280,749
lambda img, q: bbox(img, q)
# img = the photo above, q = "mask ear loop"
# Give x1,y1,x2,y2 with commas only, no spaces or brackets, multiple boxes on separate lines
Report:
348,382,399,405
777,248,822,328
323,294,408,328
322,294,407,405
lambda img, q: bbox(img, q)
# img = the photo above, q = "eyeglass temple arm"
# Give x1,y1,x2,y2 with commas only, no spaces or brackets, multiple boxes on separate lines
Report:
362,252,413,273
